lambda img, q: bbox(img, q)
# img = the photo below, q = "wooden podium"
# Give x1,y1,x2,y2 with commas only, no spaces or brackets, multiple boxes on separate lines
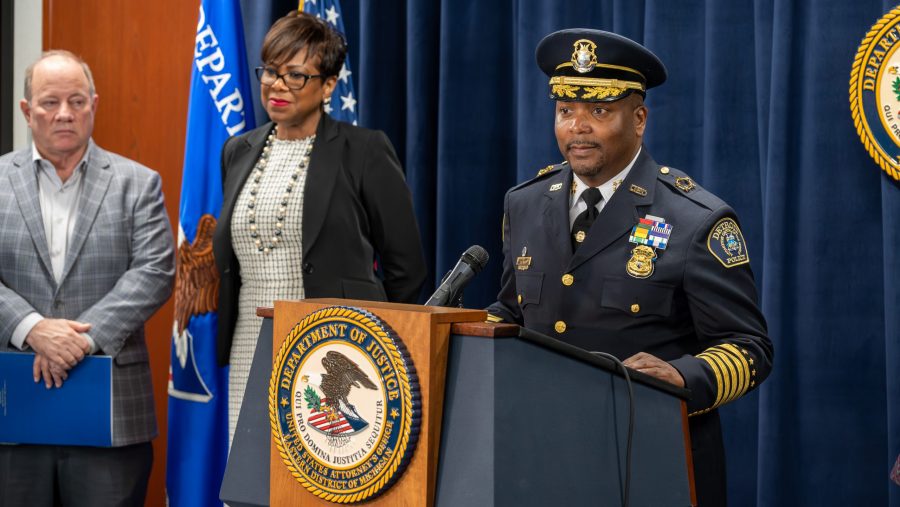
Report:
269,299,485,506
220,298,696,507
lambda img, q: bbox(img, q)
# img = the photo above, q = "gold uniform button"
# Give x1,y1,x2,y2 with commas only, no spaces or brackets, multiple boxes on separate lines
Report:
561,274,574,286
517,294,523,304
631,304,640,314
554,321,566,333
660,166,670,175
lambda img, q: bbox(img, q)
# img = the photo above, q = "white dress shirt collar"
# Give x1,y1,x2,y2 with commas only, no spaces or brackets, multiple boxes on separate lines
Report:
569,146,642,227
32,139,93,179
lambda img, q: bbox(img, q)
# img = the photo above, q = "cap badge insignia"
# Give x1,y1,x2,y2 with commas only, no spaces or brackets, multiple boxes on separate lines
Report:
626,244,657,279
675,176,696,192
516,246,532,270
571,39,598,74
707,217,750,268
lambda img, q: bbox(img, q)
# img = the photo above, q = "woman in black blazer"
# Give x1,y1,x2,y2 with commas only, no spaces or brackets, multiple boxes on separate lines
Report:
212,11,426,442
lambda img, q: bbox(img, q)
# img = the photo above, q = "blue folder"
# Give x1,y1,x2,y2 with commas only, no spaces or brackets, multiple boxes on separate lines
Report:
0,351,113,447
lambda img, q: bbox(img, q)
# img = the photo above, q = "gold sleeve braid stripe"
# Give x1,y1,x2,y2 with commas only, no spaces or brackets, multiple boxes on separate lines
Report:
486,314,504,323
690,343,755,416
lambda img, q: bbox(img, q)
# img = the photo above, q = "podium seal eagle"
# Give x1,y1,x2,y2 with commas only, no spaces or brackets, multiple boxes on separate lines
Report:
851,5,900,181
269,306,420,503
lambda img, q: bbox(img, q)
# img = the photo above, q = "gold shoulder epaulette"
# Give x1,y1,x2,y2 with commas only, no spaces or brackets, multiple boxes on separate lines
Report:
658,166,724,211
536,164,555,177
659,166,696,193
536,161,566,177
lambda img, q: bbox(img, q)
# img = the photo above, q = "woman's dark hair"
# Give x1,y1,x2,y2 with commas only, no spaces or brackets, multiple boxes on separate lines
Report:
260,11,347,77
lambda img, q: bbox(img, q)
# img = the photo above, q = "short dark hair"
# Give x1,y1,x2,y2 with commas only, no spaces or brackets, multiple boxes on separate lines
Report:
261,11,347,78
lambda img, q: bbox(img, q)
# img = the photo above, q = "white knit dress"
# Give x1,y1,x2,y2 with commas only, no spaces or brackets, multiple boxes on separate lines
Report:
228,136,315,446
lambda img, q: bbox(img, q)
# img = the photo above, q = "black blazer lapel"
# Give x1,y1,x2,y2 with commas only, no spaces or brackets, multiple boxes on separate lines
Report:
8,150,54,278
219,123,275,252
302,114,342,257
567,148,658,272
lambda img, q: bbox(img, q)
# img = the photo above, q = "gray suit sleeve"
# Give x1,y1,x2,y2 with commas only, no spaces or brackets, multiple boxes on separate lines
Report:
0,284,40,349
76,171,175,357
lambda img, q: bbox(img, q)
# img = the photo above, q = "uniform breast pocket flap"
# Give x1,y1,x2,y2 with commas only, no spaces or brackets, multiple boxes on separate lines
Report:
601,277,675,317
515,272,543,307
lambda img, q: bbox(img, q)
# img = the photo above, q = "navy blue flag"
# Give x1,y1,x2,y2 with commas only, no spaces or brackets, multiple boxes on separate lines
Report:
167,1,255,505
302,0,358,124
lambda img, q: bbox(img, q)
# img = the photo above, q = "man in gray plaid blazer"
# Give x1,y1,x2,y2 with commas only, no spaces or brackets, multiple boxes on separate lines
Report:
0,51,174,506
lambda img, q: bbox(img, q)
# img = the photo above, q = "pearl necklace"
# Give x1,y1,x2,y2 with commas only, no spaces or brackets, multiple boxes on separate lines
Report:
247,126,315,254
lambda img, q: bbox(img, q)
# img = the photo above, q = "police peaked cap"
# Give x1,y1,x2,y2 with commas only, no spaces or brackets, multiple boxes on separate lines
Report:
536,28,667,102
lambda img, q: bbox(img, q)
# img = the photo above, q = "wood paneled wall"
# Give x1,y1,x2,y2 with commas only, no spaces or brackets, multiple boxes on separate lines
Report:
43,1,198,505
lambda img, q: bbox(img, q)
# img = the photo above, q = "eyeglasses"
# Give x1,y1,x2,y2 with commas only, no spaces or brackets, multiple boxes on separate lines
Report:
255,66,324,90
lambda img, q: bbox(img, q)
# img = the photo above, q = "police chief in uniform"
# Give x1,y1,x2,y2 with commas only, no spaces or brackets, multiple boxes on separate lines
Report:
486,29,773,506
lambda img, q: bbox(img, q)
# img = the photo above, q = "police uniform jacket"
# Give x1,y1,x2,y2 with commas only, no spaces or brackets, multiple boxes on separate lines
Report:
487,148,773,504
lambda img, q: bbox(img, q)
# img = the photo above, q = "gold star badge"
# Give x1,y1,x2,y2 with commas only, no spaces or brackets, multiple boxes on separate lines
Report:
675,176,695,192
280,397,289,407
390,408,400,419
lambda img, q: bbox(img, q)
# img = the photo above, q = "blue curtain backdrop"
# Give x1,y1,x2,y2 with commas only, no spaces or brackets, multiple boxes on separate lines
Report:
240,1,900,505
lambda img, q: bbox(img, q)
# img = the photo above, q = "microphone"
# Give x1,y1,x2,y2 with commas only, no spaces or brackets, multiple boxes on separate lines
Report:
424,245,490,307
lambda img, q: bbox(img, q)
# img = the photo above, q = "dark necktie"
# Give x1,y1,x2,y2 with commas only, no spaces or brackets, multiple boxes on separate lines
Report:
571,187,602,251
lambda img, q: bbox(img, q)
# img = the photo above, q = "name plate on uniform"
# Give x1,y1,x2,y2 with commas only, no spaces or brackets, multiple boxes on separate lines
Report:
0,352,113,447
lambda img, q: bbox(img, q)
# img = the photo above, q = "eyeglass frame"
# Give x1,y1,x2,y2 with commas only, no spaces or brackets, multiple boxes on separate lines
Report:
254,66,325,91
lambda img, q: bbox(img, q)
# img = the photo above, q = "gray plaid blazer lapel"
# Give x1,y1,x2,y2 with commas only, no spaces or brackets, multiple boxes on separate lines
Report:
60,145,112,284
7,149,53,279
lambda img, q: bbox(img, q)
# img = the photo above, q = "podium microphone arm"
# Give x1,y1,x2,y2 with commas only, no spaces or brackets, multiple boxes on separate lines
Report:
424,245,489,307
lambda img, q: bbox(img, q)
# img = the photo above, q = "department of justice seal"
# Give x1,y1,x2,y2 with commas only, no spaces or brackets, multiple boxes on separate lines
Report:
269,306,420,503
850,6,900,181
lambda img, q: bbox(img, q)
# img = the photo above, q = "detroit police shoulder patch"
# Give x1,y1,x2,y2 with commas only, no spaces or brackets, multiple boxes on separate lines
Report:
707,218,749,268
